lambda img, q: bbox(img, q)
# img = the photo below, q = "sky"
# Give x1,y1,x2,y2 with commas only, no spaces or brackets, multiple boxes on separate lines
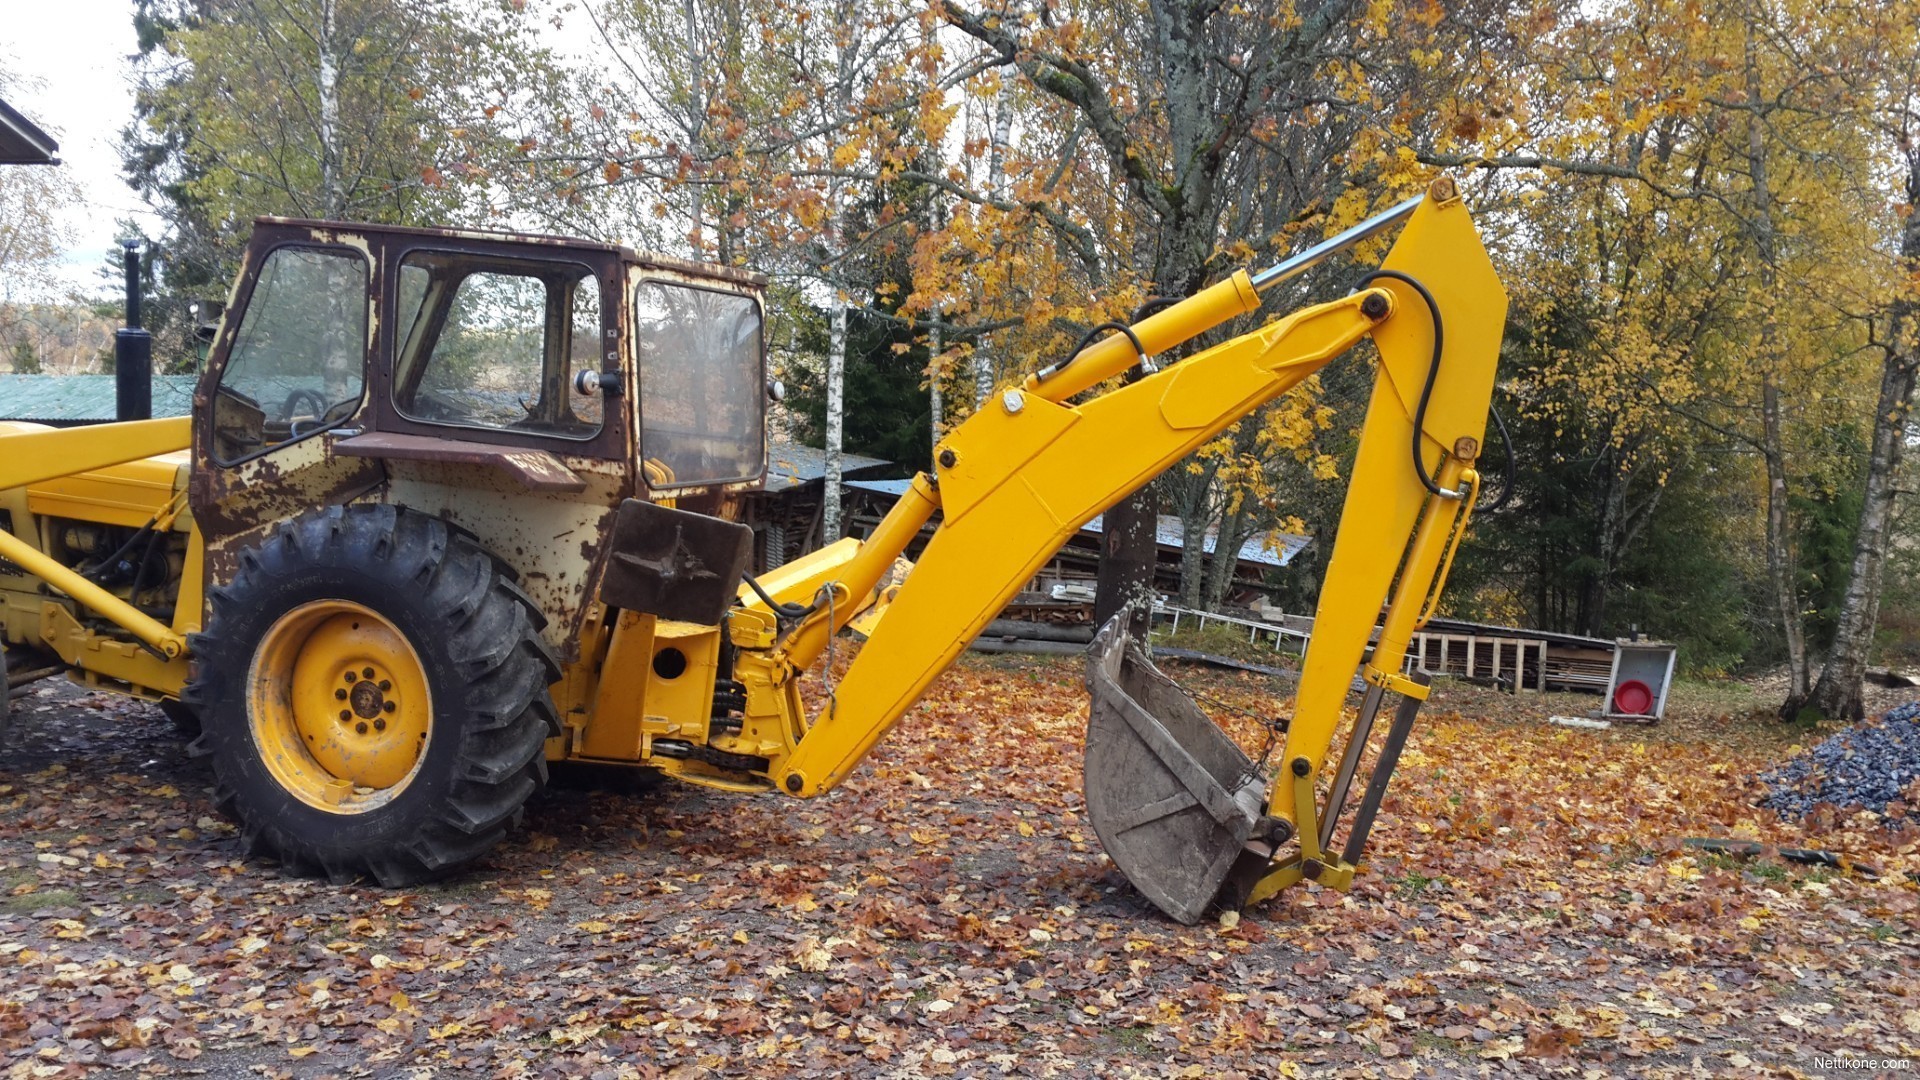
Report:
3,0,163,297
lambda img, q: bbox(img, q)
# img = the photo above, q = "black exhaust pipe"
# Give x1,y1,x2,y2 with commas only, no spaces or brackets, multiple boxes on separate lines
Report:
114,240,151,422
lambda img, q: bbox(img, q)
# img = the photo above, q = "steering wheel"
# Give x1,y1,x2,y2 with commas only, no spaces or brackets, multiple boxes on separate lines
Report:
409,389,463,421
289,397,359,439
280,388,328,422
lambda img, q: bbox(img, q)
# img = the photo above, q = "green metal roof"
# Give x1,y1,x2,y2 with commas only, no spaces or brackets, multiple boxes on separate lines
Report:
0,375,198,425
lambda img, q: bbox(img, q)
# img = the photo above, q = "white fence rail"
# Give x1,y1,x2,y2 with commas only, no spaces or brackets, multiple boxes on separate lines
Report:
1149,602,1311,654
1149,602,1550,692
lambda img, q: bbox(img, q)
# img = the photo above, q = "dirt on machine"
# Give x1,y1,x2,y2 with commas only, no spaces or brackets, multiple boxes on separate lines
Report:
0,178,1507,922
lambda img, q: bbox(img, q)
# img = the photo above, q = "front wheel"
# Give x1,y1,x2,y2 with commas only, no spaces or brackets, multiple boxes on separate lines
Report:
184,505,559,885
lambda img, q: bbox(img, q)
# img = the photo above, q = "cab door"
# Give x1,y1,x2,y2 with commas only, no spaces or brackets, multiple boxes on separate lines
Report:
189,228,384,581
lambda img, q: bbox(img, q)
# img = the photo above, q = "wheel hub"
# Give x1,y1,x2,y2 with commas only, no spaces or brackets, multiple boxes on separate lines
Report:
249,601,433,814
348,678,385,719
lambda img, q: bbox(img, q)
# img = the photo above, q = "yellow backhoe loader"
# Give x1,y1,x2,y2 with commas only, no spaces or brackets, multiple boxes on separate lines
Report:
0,176,1505,923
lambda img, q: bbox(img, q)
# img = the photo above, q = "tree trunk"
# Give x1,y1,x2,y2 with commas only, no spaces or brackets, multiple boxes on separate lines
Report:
1579,458,1622,637
823,299,847,543
928,188,945,457
1763,377,1811,714
1098,370,1160,633
315,0,342,218
1202,500,1251,611
929,316,943,461
1095,485,1159,635
1809,156,1920,722
819,0,859,546
1171,465,1217,610
977,73,1014,406
1741,30,1810,719
683,0,705,253
1175,513,1208,611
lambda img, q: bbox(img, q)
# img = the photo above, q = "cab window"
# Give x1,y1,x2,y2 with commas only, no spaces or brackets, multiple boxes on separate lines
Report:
635,282,763,486
392,252,603,439
212,246,367,464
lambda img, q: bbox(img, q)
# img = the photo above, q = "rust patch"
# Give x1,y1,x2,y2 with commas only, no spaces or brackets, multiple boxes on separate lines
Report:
334,433,587,493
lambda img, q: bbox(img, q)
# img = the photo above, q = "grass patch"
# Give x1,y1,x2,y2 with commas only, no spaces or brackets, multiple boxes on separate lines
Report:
1148,624,1302,668
1392,872,1439,899
1665,677,1757,714
0,886,80,914
115,884,176,906
1412,1030,1470,1055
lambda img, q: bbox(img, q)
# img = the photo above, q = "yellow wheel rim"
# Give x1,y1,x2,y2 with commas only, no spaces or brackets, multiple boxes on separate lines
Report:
248,600,433,815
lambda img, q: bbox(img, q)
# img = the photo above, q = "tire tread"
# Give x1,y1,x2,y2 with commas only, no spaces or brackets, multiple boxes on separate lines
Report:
185,505,556,887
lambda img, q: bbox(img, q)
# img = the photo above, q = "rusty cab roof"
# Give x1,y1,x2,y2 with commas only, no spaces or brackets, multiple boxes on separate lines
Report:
253,217,767,291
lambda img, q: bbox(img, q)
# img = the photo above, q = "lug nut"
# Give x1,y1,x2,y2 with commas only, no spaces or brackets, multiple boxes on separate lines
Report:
335,688,348,700
339,710,351,722
344,672,356,683
382,701,396,713
374,719,386,732
378,680,391,692
356,722,368,734
362,667,375,679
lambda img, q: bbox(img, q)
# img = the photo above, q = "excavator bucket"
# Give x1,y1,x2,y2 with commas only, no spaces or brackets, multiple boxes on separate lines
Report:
1084,617,1271,924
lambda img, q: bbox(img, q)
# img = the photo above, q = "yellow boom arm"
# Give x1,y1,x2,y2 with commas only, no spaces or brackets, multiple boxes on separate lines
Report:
746,179,1509,809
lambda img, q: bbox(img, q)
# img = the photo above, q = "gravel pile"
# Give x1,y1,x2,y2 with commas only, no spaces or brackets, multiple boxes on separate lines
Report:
1760,701,1920,822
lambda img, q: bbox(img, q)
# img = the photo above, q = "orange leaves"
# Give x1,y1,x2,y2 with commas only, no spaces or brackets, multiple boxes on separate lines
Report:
6,654,1918,1074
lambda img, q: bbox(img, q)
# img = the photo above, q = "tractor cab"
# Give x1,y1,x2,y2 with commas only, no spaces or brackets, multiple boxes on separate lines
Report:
201,218,768,494
189,219,772,660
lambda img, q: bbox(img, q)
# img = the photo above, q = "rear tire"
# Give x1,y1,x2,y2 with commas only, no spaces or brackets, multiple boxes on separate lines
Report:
184,505,560,885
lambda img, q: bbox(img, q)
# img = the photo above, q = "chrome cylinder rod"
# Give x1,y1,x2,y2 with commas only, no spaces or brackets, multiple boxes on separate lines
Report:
1318,681,1387,851
1249,194,1424,293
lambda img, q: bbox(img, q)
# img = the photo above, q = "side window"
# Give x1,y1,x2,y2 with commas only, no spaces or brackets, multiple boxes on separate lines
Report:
212,247,367,464
391,252,603,439
571,282,604,430
635,282,764,486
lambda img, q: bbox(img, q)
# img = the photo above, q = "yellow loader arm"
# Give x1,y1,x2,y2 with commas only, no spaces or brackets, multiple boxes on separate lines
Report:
737,178,1508,919
0,417,195,660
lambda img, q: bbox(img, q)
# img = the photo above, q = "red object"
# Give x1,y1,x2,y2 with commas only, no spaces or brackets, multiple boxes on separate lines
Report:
1613,679,1654,716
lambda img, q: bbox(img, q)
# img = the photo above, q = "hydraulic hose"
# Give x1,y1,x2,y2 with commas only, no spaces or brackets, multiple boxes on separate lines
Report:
1353,269,1451,499
1035,320,1152,384
742,572,816,620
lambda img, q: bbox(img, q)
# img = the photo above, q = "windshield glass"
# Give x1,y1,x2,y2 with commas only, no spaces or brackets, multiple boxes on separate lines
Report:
634,281,764,486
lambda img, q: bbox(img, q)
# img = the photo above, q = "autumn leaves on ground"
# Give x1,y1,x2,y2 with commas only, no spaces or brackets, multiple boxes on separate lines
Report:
1,653,1915,1078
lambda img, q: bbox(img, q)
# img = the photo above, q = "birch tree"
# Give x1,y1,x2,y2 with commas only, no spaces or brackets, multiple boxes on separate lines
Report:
1807,7,1920,720
126,0,541,276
